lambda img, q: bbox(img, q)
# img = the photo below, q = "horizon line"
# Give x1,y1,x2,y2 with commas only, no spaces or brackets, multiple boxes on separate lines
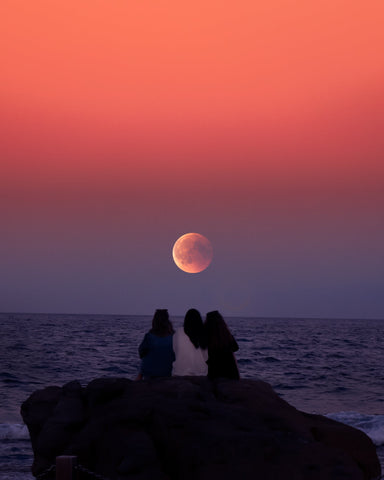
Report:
1,311,383,321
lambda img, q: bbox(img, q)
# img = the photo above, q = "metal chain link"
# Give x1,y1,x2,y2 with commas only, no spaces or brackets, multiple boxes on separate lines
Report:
35,464,56,480
75,463,110,480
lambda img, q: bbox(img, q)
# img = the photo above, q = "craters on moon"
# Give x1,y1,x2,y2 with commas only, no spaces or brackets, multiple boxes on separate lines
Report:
172,233,213,273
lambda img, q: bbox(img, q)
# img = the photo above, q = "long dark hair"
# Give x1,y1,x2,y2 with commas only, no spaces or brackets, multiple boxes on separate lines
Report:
150,309,174,336
204,310,235,350
184,308,206,349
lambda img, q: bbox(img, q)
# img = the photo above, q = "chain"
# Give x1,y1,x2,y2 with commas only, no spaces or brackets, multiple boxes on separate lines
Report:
76,463,110,480
35,464,56,480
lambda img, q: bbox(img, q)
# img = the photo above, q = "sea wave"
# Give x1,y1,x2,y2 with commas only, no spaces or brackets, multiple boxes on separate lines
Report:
326,412,384,446
0,424,30,441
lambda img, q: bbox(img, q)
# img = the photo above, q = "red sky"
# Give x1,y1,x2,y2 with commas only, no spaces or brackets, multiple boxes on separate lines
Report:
1,0,383,317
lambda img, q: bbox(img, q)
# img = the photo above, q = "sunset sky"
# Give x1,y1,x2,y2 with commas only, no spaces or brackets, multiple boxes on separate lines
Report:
1,0,383,318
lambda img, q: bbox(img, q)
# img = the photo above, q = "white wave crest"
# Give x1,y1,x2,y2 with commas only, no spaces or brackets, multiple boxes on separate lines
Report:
327,412,384,446
0,423,30,440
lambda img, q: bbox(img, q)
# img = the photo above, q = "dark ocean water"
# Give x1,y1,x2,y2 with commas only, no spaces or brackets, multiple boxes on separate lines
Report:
1,313,384,479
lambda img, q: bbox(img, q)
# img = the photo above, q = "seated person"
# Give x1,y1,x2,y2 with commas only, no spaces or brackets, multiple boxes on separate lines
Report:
172,308,208,376
138,309,175,379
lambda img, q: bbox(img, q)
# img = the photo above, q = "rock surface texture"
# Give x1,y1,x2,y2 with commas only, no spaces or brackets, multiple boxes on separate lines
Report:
21,377,381,480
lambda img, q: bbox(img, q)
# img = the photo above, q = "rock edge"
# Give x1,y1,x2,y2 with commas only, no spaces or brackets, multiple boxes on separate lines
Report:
21,377,381,480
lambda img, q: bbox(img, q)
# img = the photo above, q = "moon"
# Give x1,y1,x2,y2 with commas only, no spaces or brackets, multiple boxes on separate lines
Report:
172,233,213,273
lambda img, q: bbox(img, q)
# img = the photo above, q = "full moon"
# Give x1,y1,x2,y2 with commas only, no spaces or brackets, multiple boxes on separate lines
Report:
172,233,213,273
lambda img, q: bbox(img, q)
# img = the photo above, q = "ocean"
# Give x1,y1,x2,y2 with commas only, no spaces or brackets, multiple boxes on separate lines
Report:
1,312,384,479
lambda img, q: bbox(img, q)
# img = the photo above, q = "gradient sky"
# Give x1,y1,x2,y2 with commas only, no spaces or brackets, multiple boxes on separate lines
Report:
1,0,383,318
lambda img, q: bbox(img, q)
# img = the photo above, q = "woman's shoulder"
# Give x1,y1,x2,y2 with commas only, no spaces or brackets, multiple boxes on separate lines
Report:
151,331,174,342
143,331,160,343
174,327,186,336
173,327,188,342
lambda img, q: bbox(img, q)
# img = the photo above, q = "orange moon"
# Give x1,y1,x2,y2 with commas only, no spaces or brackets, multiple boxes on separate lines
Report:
172,233,213,273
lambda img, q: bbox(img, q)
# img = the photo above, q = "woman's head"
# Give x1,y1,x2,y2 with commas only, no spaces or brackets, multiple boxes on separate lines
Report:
204,310,233,349
151,309,174,336
184,308,205,349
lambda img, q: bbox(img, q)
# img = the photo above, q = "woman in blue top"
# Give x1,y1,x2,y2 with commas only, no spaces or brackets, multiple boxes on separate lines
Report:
138,309,175,379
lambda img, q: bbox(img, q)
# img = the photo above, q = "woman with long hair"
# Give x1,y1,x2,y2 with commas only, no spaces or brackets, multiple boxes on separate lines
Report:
172,308,208,376
138,309,175,379
204,310,239,380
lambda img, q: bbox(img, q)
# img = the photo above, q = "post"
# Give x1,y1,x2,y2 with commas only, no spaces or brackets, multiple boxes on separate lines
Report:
56,456,77,480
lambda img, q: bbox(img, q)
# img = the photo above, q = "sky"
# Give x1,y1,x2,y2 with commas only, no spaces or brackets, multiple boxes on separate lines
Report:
1,0,384,318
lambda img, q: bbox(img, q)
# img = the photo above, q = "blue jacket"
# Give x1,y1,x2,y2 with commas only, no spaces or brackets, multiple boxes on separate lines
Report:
139,332,175,378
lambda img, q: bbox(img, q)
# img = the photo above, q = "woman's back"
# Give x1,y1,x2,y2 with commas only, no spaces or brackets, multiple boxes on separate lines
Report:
172,328,208,376
138,309,175,379
205,310,240,380
206,339,239,379
139,332,175,378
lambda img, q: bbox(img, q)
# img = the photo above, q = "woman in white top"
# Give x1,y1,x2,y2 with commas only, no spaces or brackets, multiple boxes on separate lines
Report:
172,309,208,376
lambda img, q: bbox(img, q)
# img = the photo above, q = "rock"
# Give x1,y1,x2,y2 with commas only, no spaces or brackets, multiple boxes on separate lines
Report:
20,377,381,480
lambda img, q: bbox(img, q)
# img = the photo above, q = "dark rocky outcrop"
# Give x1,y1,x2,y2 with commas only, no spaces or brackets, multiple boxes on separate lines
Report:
21,377,381,480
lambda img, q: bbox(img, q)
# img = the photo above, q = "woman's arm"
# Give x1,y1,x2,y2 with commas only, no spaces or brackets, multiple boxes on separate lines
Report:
138,333,150,358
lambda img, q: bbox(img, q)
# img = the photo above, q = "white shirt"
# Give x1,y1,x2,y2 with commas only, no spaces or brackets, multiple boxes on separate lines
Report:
172,327,208,376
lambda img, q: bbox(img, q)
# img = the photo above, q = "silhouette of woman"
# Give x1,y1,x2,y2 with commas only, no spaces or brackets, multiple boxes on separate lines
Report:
138,309,175,379
204,310,239,380
172,308,208,376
